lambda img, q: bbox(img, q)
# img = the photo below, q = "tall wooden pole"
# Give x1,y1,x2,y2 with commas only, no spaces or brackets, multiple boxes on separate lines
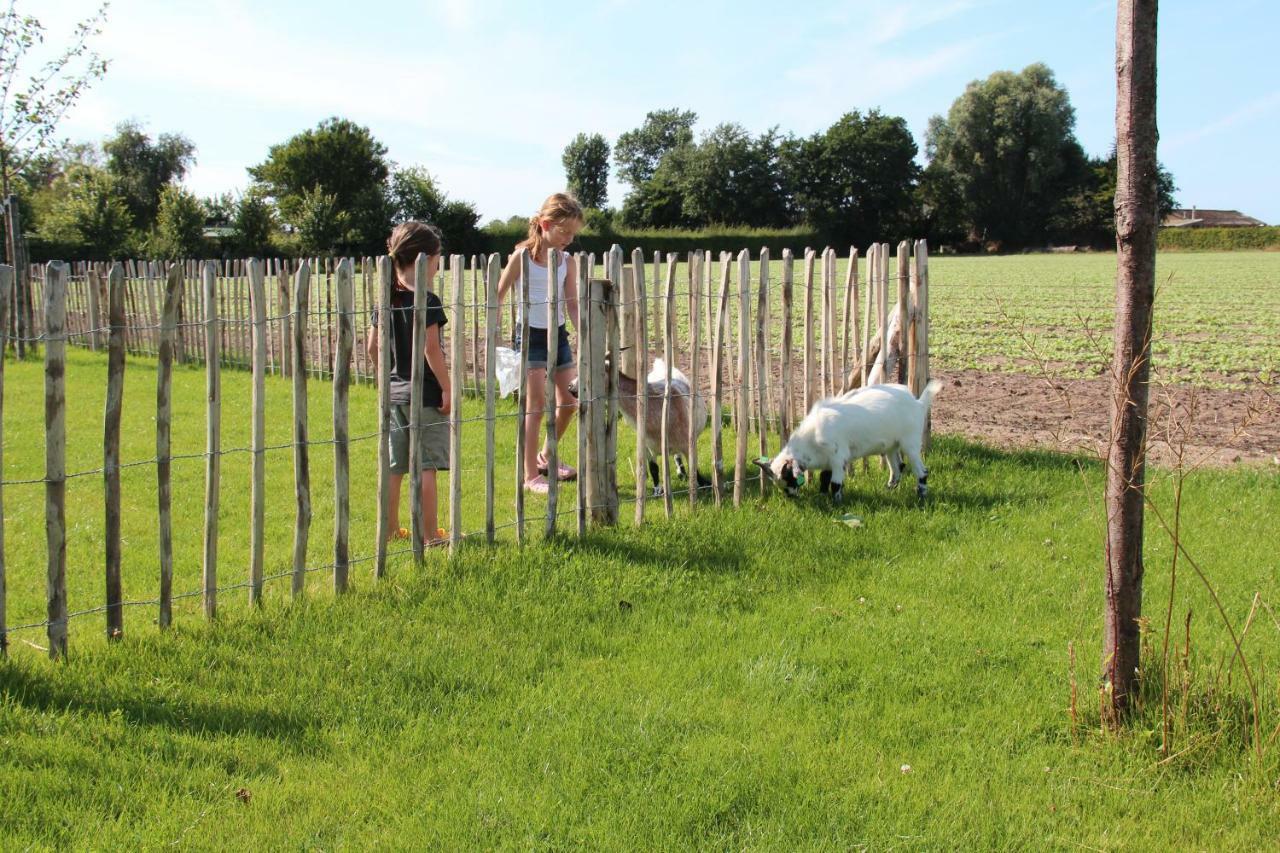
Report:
1104,0,1158,720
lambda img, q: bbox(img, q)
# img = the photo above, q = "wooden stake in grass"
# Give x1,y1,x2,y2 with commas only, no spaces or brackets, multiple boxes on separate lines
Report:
916,241,931,450
734,250,751,508
630,260,648,525
248,260,268,604
409,254,430,562
544,248,561,540
99,262,126,640
157,263,182,629
843,247,859,393
710,254,730,507
45,262,68,659
291,262,312,598
332,258,354,593
486,253,501,544
375,257,393,578
687,251,702,509
515,250,531,544
756,248,770,492
661,256,677,518
781,249,794,437
575,253,589,536
802,248,815,411
450,256,465,553
202,261,220,621
896,241,910,385
0,264,9,657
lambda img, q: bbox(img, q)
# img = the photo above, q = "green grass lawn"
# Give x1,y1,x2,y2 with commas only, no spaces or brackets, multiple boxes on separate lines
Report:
2,347,1279,847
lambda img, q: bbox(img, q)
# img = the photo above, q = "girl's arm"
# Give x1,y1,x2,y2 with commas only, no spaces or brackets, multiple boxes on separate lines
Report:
495,251,522,308
424,324,451,415
564,259,580,332
365,325,378,370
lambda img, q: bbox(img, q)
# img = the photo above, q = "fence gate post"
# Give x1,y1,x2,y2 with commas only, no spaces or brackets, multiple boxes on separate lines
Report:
0,264,10,658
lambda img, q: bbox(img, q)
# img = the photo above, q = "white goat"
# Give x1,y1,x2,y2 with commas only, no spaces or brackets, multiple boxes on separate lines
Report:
756,381,942,503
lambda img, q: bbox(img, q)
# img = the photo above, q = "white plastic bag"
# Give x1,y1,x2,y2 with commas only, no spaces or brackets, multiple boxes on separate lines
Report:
494,346,521,398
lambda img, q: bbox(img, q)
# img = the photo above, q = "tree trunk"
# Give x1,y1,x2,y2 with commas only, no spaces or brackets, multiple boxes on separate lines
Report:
1104,0,1158,721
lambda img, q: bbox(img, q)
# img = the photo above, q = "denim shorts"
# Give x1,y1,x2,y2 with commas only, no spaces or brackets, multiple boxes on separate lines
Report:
513,324,574,372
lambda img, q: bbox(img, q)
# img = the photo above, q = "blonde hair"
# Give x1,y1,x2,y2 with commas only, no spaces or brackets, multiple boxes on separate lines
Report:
387,220,443,272
516,192,584,259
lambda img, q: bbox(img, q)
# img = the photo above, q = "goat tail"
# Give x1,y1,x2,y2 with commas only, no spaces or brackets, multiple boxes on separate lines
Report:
918,378,943,413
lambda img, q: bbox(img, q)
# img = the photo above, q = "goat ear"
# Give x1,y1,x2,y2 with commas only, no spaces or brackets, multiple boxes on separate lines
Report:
754,456,775,480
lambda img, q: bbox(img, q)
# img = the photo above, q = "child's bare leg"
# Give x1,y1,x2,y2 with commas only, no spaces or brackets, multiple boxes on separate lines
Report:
547,367,579,447
421,469,441,543
524,368,547,481
386,473,405,538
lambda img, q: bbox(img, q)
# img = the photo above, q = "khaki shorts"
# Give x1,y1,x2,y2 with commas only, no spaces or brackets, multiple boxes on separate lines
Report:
388,403,450,473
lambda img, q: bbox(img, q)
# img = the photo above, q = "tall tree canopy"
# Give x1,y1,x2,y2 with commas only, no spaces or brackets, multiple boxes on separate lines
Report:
925,63,1083,247
562,133,610,209
614,108,697,189
249,117,390,252
102,120,196,233
783,110,921,246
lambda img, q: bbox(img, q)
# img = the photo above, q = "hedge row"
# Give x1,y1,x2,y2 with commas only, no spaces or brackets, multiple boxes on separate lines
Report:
1157,226,1280,251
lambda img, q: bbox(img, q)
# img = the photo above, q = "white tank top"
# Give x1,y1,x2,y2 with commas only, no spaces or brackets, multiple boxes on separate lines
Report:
518,254,568,329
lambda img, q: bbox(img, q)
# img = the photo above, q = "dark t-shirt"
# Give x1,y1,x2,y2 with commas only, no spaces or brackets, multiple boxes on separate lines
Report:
371,286,447,407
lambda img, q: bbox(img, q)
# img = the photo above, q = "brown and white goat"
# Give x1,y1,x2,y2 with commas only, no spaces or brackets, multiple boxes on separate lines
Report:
604,356,711,496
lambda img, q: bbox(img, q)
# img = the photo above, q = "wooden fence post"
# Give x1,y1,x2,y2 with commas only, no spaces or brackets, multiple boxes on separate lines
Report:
734,250,751,508
249,259,268,603
862,243,876,388
687,251,702,509
802,248,815,411
543,249,560,540
515,250,531,544
896,241,910,384
486,254,501,543
0,265,8,657
710,255,730,506
333,258,353,592
409,255,430,561
202,261,220,621
780,250,794,436
86,267,101,351
842,247,860,393
98,263,126,640
44,262,68,659
575,253,589,536
756,248,770,491
661,257,677,517
291,262,312,597
916,240,931,451
606,248,622,523
375,257,393,577
156,263,182,630
630,258,648,524
279,260,292,379
450,256,464,553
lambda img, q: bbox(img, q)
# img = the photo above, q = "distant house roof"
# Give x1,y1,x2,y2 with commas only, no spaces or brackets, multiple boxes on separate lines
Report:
1161,208,1268,228
202,226,237,238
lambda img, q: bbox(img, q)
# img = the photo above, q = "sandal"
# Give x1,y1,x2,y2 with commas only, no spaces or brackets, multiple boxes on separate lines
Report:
536,451,577,481
523,475,550,495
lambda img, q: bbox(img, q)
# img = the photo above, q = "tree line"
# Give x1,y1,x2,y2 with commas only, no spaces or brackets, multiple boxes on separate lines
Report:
18,62,1176,263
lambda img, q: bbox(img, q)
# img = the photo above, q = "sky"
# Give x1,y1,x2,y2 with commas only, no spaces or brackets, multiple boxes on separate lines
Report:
37,0,1280,225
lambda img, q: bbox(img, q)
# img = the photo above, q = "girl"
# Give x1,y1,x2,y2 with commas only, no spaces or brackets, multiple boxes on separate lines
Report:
497,193,583,494
366,221,451,544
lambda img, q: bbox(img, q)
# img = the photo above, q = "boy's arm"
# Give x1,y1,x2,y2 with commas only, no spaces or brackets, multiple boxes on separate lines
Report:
424,324,451,414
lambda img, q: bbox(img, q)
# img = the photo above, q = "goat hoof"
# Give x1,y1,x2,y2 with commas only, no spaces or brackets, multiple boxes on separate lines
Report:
651,486,665,498
831,489,844,504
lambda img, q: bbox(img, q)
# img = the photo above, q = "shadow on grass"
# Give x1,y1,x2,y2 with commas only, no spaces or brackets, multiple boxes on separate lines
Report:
572,526,752,576
0,663,322,751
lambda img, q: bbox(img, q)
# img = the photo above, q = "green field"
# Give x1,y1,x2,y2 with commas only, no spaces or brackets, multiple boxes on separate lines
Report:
2,339,1279,847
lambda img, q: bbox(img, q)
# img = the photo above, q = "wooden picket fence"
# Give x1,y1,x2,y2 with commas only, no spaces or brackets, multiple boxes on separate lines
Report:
1,242,930,660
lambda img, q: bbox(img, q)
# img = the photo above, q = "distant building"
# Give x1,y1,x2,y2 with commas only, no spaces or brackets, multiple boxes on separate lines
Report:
1161,208,1268,228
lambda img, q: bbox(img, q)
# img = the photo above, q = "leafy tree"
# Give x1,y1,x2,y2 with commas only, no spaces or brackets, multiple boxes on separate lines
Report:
249,117,389,253
614,108,697,188
35,164,133,258
435,198,485,257
783,110,920,246
683,124,791,227
561,133,610,209
232,190,275,257
294,184,350,255
619,147,693,228
925,63,1083,247
0,2,109,203
1050,149,1177,246
150,185,207,259
102,120,196,232
387,166,447,223
202,192,236,227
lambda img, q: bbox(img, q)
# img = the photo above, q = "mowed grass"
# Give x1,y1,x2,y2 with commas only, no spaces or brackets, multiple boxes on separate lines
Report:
1,348,1280,847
